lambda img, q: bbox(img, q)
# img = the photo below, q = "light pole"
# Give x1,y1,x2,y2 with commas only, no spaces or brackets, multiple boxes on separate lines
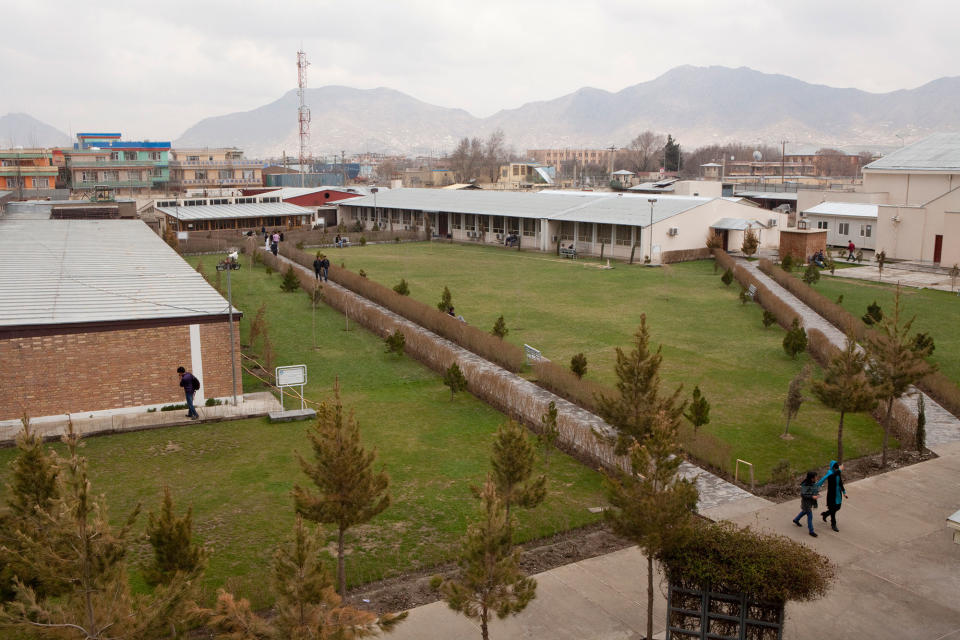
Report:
647,198,657,264
217,250,241,406
371,187,379,230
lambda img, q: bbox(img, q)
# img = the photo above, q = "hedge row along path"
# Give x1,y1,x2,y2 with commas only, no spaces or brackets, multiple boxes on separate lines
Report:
270,249,766,514
739,259,960,450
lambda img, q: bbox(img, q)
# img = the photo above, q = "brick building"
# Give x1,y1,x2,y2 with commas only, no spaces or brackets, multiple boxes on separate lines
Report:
0,217,241,420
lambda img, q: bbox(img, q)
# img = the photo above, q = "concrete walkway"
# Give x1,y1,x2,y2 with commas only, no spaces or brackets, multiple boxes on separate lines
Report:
830,263,960,294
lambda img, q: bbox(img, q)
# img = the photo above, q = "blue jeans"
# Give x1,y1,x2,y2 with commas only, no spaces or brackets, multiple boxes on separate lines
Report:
793,509,814,533
185,390,199,418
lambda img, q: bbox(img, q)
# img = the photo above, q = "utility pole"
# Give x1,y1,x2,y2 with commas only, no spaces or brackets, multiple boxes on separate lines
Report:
341,150,346,186
781,139,788,185
297,48,311,189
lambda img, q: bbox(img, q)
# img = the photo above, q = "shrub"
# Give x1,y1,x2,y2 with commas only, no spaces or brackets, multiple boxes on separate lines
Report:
762,310,777,328
802,262,820,286
770,459,794,486
359,236,367,247
295,240,305,250
862,301,883,326
394,236,400,243
738,285,750,305
740,228,759,257
265,266,274,277
911,332,935,355
436,286,453,313
721,267,733,286
780,254,794,272
570,353,588,379
782,318,807,359
393,279,410,296
443,362,467,397
204,398,223,407
160,403,188,412
352,221,363,232
491,315,508,339
384,328,405,356
359,269,367,279
280,265,301,292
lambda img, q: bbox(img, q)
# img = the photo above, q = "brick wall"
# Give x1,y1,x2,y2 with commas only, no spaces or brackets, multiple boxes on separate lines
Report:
778,229,826,262
0,317,241,420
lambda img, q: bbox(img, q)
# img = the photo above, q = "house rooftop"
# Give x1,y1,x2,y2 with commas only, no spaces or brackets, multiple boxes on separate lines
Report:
156,202,312,221
864,133,960,172
802,202,878,218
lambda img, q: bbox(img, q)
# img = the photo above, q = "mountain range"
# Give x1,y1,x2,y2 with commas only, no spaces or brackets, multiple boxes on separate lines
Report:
0,113,72,148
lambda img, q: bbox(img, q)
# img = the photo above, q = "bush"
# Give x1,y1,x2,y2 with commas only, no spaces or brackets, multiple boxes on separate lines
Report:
738,285,750,305
782,318,807,359
393,279,410,296
443,362,468,397
280,265,301,292
394,236,400,243
740,228,759,257
359,269,367,279
491,315,508,339
352,221,363,232
762,310,777,328
802,262,820,286
359,236,367,247
295,241,305,250
436,286,453,313
205,398,223,407
160,403,188,412
384,328,405,356
769,459,794,486
911,332,935,355
721,267,733,286
862,301,883,325
570,353,588,379
532,360,608,414
780,254,794,272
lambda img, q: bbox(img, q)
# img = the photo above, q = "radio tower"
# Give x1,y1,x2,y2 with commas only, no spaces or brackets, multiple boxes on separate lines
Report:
297,48,311,187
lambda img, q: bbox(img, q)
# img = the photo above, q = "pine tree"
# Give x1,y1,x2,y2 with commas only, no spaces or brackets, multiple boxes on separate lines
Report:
281,264,301,292
486,421,546,524
605,410,698,640
911,332,935,355
916,394,927,454
444,362,468,398
782,364,811,438
292,381,391,596
393,279,410,296
740,228,759,258
862,301,883,325
384,328,406,356
865,287,937,467
144,485,207,587
205,515,405,639
782,318,807,359
537,402,560,466
811,335,876,462
570,353,587,379
683,385,711,434
433,477,537,640
762,310,777,328
802,262,820,286
491,315,508,339
721,267,733,286
437,286,453,312
595,315,684,454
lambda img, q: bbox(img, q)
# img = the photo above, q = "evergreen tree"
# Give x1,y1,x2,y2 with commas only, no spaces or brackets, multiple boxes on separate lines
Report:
740,228,759,258
280,265,301,292
762,310,777,328
780,254,794,272
782,318,807,359
911,332,935,355
444,362,468,398
802,262,820,286
865,287,937,467
811,335,876,462
663,135,682,172
916,394,927,454
491,315,508,339
721,267,734,286
144,485,207,587
683,385,711,434
206,515,405,639
437,286,453,312
595,315,684,454
393,279,410,296
569,353,587,379
487,421,546,523
782,364,811,437
433,477,537,640
605,410,698,640
292,382,391,596
537,402,560,466
862,301,883,325
384,328,406,356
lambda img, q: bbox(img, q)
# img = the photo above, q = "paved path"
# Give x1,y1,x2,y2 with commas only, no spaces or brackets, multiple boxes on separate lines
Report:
830,263,960,293
276,250,767,515
739,260,960,451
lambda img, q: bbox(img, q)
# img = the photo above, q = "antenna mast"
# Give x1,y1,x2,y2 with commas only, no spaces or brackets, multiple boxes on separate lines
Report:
297,48,311,187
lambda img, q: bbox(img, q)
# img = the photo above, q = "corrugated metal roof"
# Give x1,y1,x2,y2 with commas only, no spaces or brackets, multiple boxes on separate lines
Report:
156,202,312,221
0,219,238,328
735,191,799,201
864,133,960,171
802,202,878,218
711,218,767,230
339,188,715,226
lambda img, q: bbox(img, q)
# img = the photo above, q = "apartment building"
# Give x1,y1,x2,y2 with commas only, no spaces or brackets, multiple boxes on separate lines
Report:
528,148,617,169
63,133,170,195
168,148,263,193
497,162,555,189
0,148,60,196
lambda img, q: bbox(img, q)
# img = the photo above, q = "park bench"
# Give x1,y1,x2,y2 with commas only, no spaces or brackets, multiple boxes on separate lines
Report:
746,283,757,300
340,237,351,247
560,247,578,259
524,344,544,363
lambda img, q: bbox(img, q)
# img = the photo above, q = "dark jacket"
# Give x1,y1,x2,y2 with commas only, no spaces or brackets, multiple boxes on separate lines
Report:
816,461,846,506
179,372,199,393
313,258,322,272
799,481,818,511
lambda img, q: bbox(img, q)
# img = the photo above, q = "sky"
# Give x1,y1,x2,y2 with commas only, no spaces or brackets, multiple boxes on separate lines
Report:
2,0,959,142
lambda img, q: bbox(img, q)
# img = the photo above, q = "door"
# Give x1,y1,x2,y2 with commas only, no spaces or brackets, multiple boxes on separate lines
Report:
722,230,729,252
438,213,448,237
934,234,943,264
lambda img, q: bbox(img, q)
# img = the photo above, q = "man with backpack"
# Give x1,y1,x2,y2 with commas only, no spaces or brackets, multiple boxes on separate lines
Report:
177,366,201,419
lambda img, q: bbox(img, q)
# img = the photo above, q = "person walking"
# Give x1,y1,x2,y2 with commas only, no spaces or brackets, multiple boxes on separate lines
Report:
271,231,280,256
816,461,847,532
847,240,856,261
320,254,330,281
335,233,342,248
313,253,323,280
177,366,200,420
792,471,820,537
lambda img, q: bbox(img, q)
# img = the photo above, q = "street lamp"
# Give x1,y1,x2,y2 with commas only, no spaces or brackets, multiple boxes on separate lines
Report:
216,250,242,406
371,187,379,230
647,198,657,264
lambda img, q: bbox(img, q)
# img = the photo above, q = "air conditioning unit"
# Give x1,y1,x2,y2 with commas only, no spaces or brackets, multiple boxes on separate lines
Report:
768,218,778,227
667,227,679,236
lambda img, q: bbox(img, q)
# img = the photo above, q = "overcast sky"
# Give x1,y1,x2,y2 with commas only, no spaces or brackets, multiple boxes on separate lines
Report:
2,0,959,141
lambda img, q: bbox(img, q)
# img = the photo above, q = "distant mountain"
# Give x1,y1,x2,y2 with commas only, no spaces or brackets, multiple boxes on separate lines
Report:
0,113,71,148
175,66,960,158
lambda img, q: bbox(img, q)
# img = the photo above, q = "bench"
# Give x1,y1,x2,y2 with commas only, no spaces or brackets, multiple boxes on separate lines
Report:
523,344,544,363
746,284,757,300
340,237,351,247
560,247,578,259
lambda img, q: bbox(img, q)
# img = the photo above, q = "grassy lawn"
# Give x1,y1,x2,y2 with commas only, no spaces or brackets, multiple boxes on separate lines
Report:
0,255,606,608
332,242,886,482
813,272,960,384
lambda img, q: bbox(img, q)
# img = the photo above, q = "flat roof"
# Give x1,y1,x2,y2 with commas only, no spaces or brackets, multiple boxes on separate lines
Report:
802,202,878,218
711,217,767,231
339,188,723,227
864,133,960,172
0,219,238,328
157,202,313,221
735,191,799,201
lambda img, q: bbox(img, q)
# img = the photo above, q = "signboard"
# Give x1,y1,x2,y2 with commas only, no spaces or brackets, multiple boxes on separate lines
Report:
177,231,189,240
276,364,307,387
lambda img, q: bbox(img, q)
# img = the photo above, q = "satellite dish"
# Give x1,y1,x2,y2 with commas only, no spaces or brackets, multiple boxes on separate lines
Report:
753,150,763,162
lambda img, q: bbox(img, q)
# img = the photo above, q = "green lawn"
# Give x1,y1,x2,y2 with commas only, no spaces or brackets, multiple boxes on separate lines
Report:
0,256,605,608
814,272,960,384
332,242,886,482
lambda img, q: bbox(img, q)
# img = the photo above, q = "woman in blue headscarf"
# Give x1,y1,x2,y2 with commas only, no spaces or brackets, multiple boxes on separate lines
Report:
815,461,848,532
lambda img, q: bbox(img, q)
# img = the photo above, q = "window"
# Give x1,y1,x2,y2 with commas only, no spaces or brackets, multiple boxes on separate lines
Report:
860,224,872,238
187,155,200,162
616,224,634,246
102,170,119,181
559,221,575,241
838,222,849,235
32,177,49,188
149,152,162,161
492,217,504,234
243,170,256,179
817,220,829,230
218,170,233,179
452,213,461,230
597,224,611,244
110,152,120,161
195,171,207,180
523,218,536,237
512,165,519,176
124,151,137,161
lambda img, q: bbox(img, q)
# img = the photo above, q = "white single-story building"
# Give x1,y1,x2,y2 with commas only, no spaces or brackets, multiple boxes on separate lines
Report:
799,202,878,251
337,188,785,263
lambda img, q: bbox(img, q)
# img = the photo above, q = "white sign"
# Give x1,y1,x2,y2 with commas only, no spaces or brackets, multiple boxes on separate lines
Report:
177,231,189,240
276,364,307,387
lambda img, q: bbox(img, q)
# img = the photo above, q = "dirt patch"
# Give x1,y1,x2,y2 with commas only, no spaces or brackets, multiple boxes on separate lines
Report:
344,523,632,614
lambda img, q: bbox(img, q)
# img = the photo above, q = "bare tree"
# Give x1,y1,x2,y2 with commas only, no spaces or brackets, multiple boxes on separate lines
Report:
484,129,507,183
627,131,666,173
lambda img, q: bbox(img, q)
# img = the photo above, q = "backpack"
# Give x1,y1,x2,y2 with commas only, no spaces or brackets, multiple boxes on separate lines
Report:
192,375,201,391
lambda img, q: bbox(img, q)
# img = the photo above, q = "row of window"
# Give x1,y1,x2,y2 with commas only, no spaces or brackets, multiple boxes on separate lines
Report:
3,177,51,188
108,151,163,161
816,220,872,237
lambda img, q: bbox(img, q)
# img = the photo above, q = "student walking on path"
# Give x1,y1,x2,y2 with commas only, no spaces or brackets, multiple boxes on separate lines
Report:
313,254,323,280
816,461,848,532
793,470,821,537
177,366,201,420
847,241,856,261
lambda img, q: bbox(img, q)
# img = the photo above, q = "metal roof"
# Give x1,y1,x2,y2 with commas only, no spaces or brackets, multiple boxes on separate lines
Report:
734,191,799,201
0,219,238,328
802,202,878,219
339,188,718,226
864,133,960,171
711,218,767,230
156,202,312,221
611,169,635,175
